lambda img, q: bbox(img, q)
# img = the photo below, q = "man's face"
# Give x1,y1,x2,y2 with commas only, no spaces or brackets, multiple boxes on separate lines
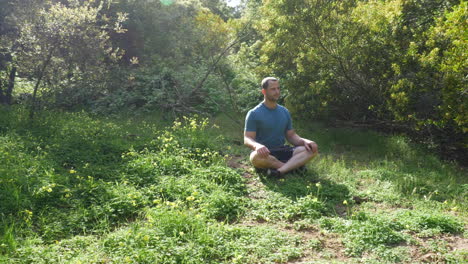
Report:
263,80,280,101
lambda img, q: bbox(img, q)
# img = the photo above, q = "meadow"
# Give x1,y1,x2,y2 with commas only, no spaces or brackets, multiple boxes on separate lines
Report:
0,106,466,263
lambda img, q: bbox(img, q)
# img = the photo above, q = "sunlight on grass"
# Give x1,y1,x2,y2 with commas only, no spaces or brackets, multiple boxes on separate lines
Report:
1,106,466,263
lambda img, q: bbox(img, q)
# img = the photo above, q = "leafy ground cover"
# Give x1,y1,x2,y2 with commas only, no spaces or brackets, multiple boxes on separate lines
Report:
0,107,466,263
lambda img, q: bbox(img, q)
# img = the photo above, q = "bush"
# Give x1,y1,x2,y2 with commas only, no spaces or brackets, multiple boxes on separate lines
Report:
0,133,50,217
342,218,405,257
319,215,405,257
192,165,246,196
396,210,464,234
203,190,246,222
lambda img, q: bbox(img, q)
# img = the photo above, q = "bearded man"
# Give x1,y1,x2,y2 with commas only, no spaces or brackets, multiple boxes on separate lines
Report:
244,77,318,177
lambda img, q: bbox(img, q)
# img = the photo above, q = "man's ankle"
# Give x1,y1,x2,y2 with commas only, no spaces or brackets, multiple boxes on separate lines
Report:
267,168,282,177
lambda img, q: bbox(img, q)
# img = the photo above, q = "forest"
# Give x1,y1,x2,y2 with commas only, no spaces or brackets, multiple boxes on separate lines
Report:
0,0,467,263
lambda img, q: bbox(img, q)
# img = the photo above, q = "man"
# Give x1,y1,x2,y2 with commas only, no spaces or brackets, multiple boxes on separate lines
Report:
244,77,318,177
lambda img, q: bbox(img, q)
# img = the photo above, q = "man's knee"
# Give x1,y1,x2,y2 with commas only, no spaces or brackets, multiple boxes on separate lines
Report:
250,151,281,169
250,151,265,168
249,151,259,163
294,146,317,159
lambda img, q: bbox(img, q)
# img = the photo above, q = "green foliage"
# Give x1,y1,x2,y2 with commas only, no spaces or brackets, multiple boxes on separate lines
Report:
1,106,466,263
319,215,405,257
250,190,327,222
396,210,464,234
81,0,237,115
9,209,302,263
251,0,466,162
343,219,405,257
92,65,228,115
319,206,465,258
203,189,246,221
2,0,124,114
192,165,247,195
0,109,249,248
0,133,51,216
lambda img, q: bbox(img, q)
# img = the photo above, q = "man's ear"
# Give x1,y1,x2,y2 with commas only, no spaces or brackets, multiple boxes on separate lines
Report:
261,89,266,95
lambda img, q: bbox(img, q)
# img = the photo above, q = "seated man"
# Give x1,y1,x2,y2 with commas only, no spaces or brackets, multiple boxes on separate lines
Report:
244,77,318,177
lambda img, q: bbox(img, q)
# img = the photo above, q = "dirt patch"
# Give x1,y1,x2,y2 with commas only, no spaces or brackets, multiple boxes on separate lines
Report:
407,234,468,263
238,220,350,263
287,230,349,264
227,155,269,199
447,234,468,252
227,155,245,169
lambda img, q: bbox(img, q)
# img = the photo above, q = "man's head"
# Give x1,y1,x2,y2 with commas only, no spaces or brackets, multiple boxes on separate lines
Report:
261,77,278,90
261,77,280,102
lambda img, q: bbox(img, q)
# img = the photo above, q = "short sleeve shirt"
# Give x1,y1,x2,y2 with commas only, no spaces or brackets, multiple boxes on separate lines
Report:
244,102,293,149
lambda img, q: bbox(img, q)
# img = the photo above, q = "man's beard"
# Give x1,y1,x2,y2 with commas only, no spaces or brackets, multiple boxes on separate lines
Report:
266,94,279,101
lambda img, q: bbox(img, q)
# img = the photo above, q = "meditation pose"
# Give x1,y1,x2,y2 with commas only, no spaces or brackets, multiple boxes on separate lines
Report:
244,77,318,177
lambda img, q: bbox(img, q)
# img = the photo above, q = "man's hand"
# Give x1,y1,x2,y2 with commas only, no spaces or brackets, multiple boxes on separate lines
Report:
255,144,270,157
303,139,318,154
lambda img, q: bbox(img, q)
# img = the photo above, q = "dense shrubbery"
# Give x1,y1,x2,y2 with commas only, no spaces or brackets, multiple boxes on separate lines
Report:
251,0,467,163
1,108,293,262
1,0,465,164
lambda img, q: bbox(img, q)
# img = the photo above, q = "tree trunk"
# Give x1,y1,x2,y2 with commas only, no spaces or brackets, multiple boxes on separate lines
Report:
5,66,16,105
216,66,240,114
0,79,5,104
30,48,55,120
29,70,45,120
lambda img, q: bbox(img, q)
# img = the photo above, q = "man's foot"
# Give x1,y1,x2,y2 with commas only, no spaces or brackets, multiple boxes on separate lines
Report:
266,168,282,177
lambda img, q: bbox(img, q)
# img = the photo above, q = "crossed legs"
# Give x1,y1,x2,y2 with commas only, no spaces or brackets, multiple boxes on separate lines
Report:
250,146,317,175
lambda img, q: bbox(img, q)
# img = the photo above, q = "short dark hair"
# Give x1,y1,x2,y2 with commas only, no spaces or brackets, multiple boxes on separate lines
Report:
261,77,278,89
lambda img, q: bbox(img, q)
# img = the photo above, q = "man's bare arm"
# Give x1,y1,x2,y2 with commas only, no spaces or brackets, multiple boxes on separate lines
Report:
286,129,318,153
244,131,270,157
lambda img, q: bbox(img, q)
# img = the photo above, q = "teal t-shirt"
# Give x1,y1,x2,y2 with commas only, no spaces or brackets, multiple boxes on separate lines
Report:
244,103,293,149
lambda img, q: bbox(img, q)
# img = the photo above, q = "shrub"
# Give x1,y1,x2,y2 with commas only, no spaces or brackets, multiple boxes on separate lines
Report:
396,210,464,234
101,183,149,220
342,218,405,257
124,148,195,183
202,190,246,222
291,195,327,220
191,165,247,196
318,215,405,257
0,134,55,216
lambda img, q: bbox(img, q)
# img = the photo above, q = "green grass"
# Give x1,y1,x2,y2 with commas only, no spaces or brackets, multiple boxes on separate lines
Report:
0,106,466,263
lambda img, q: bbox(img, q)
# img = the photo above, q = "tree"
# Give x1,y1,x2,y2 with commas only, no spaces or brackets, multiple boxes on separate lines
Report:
249,0,465,161
89,0,243,116
0,0,28,105
5,0,125,118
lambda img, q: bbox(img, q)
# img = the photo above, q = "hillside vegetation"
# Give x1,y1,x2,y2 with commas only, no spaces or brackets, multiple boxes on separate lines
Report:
1,107,466,263
0,2,466,262
1,0,466,163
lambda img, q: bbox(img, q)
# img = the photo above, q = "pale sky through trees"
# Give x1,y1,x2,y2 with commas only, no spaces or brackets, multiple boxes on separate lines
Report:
226,0,240,7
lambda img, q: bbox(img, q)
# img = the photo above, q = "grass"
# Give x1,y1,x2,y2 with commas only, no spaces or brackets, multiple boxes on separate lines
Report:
0,106,466,263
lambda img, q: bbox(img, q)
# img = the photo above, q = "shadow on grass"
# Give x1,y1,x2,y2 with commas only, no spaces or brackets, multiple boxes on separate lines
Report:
297,122,467,205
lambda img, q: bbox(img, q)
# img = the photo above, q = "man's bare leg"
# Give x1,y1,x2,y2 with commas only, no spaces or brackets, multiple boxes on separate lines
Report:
250,151,284,169
277,146,317,175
